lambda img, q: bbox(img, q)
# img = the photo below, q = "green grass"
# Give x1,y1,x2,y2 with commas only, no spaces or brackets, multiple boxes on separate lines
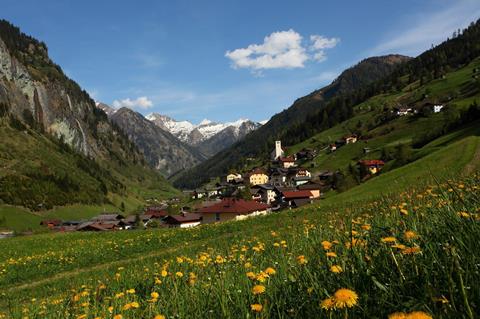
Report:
0,205,43,233
0,171,479,318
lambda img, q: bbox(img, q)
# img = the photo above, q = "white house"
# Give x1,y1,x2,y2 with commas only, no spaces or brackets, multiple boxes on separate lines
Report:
433,104,444,113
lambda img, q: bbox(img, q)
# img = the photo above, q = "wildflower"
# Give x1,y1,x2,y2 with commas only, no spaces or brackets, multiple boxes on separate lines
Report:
326,252,337,258
401,246,422,255
406,311,432,319
175,271,183,278
333,288,358,308
154,316,165,319
381,237,396,243
126,288,135,294
404,231,418,240
457,211,470,218
244,262,252,268
388,313,407,319
246,272,256,280
113,315,123,319
151,292,159,299
361,224,371,230
297,255,308,265
320,297,336,310
115,292,124,298
251,304,263,312
321,241,333,250
77,315,87,319
400,209,409,216
391,244,407,250
265,267,276,275
330,265,343,273
161,270,168,277
252,285,266,295
108,306,114,313
255,272,268,283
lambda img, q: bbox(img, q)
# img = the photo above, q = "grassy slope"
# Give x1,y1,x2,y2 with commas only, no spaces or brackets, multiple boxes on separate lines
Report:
0,122,179,232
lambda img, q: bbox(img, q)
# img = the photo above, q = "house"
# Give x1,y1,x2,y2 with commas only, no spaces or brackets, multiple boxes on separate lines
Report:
295,148,317,161
163,212,202,228
394,106,413,116
248,168,269,186
297,182,323,198
423,102,444,113
358,160,385,175
40,219,62,228
271,140,286,160
289,168,311,186
278,156,296,169
343,134,358,144
226,173,242,183
76,222,108,232
196,198,270,223
329,144,337,152
0,231,14,239
144,208,168,219
281,190,314,207
269,168,288,186
250,184,277,204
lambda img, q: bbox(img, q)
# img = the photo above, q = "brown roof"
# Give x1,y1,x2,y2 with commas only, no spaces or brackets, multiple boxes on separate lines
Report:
196,198,270,215
279,156,295,162
282,190,313,199
40,219,62,226
164,212,202,224
144,210,168,218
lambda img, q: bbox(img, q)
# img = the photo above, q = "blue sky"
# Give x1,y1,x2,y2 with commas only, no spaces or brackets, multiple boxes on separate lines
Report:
2,0,480,123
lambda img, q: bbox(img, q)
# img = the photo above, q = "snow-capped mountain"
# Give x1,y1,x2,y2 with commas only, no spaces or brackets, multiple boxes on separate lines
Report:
146,113,262,152
95,102,117,116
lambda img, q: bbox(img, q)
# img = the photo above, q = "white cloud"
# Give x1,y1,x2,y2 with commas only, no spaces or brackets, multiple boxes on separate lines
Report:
225,29,339,73
112,96,153,110
371,0,480,56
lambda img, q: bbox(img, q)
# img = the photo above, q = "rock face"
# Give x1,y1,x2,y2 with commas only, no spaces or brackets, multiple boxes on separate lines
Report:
110,108,206,176
146,113,261,156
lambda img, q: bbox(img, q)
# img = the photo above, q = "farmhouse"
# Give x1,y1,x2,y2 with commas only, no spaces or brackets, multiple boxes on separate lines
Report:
297,182,323,198
343,134,358,144
278,156,296,168
394,106,413,116
250,184,277,204
197,198,270,223
248,168,269,185
226,173,242,183
163,212,202,228
358,159,385,175
281,190,314,208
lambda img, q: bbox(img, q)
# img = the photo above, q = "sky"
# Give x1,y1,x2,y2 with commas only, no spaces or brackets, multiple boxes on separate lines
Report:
2,0,480,123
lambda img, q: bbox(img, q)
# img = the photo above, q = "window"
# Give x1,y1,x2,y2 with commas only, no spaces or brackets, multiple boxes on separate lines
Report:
215,213,220,221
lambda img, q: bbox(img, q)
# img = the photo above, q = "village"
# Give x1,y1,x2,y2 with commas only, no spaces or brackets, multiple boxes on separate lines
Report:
35,135,391,233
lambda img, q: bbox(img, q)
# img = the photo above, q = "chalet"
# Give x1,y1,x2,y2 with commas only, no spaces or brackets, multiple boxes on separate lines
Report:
269,168,288,186
394,106,413,116
358,159,385,175
295,148,317,160
297,182,323,198
329,144,337,152
288,168,311,186
144,209,168,219
226,173,242,183
278,156,296,169
76,222,108,232
163,213,202,228
343,134,358,144
250,184,277,204
271,140,286,160
281,190,314,208
196,198,270,223
0,231,14,239
248,168,269,186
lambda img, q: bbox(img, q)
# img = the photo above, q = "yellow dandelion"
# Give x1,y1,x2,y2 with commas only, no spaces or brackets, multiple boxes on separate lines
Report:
320,297,336,310
321,241,333,250
406,311,432,319
400,208,409,216
401,246,422,255
175,271,183,278
297,255,308,265
113,315,123,319
246,272,256,280
126,288,135,294
151,292,159,299
250,304,263,312
381,237,396,243
330,265,343,273
326,251,337,258
161,270,168,277
388,312,407,319
361,224,371,230
252,285,266,295
265,267,276,275
333,288,358,308
404,231,417,240
154,315,165,319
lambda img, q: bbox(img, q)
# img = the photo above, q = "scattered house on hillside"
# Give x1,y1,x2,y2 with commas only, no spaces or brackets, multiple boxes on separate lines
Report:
196,198,270,223
0,230,14,239
281,190,314,208
278,156,296,168
248,168,269,186
226,173,242,183
40,219,62,228
289,168,312,186
394,106,414,116
295,148,317,161
163,212,202,228
329,144,337,152
423,102,445,113
363,147,371,154
250,184,277,204
271,140,286,160
343,134,358,144
358,160,385,175
297,182,323,199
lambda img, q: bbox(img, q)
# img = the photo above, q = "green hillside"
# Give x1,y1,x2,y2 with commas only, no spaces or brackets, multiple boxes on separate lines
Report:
1,144,478,317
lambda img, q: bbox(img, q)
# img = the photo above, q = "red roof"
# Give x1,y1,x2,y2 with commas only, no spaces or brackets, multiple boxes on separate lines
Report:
164,213,202,224
279,156,295,162
144,210,168,218
282,190,313,199
196,198,270,215
359,160,385,166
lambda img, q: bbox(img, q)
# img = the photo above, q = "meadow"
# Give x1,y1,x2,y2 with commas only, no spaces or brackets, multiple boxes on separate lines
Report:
0,171,479,318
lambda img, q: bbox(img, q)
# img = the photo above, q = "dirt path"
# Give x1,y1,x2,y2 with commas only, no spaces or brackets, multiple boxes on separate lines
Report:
464,138,480,174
